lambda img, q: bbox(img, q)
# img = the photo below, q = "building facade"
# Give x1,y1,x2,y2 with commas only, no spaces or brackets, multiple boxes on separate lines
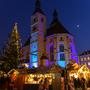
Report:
23,0,78,68
79,51,90,69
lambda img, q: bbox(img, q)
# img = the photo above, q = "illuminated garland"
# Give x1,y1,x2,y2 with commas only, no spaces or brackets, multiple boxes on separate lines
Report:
7,65,62,75
23,49,79,57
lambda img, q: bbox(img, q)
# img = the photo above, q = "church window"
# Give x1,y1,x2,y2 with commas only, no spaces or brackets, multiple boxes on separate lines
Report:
60,54,65,60
33,26,36,31
34,18,35,22
59,37,64,41
59,44,64,52
49,38,52,42
50,45,54,61
41,18,43,22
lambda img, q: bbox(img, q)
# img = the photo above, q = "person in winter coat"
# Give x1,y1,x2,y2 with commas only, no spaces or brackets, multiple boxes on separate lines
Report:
81,77,85,90
38,80,44,90
44,78,49,90
5,81,8,90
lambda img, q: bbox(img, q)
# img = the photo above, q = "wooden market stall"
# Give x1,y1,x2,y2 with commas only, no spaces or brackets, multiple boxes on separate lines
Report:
69,63,89,80
8,65,65,90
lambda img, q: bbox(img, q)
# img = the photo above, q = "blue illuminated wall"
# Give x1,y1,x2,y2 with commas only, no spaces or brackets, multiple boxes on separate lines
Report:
30,52,38,68
57,53,66,67
57,61,66,67
30,41,38,52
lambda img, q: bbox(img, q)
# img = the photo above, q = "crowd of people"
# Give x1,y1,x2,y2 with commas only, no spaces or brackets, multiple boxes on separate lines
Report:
0,75,17,90
68,76,90,90
38,78,49,90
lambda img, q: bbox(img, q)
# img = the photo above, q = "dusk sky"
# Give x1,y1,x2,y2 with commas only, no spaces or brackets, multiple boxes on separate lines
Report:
0,0,90,55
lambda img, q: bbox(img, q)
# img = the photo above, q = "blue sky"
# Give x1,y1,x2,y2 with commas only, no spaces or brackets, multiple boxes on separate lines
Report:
0,0,90,55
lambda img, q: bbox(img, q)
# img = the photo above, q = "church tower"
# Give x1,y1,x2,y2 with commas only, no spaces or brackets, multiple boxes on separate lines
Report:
30,0,46,68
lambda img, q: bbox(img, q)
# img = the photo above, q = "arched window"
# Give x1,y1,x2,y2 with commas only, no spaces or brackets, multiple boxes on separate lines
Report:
50,45,54,61
60,54,65,60
59,44,64,52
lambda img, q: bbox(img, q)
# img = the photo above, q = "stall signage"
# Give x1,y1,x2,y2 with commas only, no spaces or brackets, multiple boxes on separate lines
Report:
27,69,36,74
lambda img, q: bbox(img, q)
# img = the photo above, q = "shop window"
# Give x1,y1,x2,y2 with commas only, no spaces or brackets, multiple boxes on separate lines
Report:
50,45,54,61
59,44,64,52
60,54,65,60
59,37,64,41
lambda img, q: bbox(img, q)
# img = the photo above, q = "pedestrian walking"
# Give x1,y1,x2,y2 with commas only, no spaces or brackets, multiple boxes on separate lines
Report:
38,79,44,90
73,77,77,90
5,81,8,90
81,77,85,90
44,78,49,90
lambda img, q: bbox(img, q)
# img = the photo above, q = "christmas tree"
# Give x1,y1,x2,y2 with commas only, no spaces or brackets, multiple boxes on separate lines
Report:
1,23,24,73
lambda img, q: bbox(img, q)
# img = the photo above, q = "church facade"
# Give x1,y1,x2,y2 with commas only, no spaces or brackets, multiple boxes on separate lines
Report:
23,0,78,68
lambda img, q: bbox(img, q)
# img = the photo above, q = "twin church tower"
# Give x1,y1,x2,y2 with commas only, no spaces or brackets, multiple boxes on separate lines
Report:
23,0,78,68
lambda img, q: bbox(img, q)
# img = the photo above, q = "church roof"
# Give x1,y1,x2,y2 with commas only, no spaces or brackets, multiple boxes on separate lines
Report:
32,8,45,15
15,65,65,74
46,21,72,36
46,8,72,36
23,37,30,47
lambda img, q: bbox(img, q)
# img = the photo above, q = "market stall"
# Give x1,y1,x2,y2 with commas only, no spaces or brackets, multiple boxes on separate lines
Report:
8,65,64,90
69,63,89,80
24,65,64,90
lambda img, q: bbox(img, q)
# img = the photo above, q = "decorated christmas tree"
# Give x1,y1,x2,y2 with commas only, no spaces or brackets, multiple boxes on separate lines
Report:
1,23,24,73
